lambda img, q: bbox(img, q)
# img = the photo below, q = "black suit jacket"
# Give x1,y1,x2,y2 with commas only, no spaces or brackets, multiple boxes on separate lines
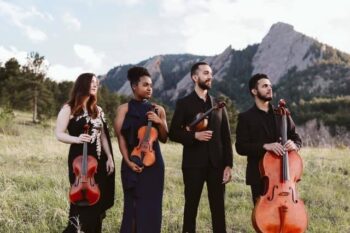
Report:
235,104,302,185
169,91,233,169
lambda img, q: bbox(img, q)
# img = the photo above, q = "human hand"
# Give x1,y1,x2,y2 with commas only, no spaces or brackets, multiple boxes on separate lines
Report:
106,157,115,175
76,134,91,143
194,130,213,141
284,140,299,152
127,160,143,173
222,166,232,184
146,111,162,125
263,142,285,156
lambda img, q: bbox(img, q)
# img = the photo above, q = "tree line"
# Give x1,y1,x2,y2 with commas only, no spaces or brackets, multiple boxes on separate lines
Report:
0,53,238,137
0,53,125,130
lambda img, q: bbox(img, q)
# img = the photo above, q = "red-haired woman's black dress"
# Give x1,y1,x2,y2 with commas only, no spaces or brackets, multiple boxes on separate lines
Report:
63,108,115,233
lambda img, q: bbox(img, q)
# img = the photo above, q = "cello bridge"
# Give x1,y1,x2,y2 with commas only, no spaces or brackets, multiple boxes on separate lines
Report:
279,192,290,196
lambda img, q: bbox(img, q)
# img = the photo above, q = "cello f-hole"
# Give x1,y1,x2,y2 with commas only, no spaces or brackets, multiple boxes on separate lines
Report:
268,185,278,201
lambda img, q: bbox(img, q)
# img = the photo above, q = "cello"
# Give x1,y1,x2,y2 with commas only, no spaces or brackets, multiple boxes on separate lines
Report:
252,99,308,233
69,124,100,206
130,105,158,167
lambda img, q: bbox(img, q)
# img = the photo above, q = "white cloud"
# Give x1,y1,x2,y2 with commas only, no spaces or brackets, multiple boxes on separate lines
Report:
28,6,54,21
179,0,268,54
121,0,142,6
107,0,143,6
160,0,207,18
76,0,142,7
159,0,350,55
0,46,28,65
0,46,82,82
159,0,266,55
47,64,86,82
73,44,105,69
0,0,50,42
24,26,48,41
62,12,81,30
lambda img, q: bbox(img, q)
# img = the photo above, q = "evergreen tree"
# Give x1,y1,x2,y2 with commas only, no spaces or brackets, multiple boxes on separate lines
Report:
0,58,22,106
22,52,53,122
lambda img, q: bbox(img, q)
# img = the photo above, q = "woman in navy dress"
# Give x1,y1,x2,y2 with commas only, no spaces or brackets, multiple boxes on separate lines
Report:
114,67,168,233
56,73,115,233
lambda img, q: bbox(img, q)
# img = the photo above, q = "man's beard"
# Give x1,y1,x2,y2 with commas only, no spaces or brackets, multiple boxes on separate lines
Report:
257,90,272,101
198,79,211,90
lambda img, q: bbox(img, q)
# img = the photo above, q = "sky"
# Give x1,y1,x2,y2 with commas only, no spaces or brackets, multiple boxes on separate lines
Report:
1,0,350,82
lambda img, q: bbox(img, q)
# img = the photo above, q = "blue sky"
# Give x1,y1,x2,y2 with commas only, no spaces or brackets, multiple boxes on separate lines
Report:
1,0,350,81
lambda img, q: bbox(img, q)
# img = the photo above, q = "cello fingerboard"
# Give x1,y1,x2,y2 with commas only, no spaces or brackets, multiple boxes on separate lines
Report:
281,115,290,181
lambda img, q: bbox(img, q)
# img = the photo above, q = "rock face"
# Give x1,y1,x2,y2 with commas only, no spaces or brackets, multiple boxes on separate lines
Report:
252,22,317,84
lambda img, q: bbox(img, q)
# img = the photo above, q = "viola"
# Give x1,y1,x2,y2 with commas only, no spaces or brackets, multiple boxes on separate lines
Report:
186,101,226,132
69,124,100,206
130,106,158,167
252,99,308,233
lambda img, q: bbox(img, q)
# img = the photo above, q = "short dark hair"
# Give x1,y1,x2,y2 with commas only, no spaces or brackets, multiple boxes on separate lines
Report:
248,73,269,96
190,61,209,77
127,66,150,87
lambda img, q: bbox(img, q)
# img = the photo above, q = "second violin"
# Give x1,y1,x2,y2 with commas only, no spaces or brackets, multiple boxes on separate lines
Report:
130,106,158,167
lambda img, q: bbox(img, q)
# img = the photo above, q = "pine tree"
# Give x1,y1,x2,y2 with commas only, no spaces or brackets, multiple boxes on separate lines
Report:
22,52,52,123
0,58,21,106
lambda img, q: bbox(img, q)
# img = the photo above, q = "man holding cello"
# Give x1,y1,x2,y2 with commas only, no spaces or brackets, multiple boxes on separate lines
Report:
235,73,302,204
169,62,233,233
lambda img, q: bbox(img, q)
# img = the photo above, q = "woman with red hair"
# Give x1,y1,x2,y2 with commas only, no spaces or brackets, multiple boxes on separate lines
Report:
55,73,115,233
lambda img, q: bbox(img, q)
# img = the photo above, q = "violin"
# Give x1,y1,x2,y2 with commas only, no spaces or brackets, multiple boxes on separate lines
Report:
252,99,308,233
69,124,100,206
130,106,158,167
186,101,226,132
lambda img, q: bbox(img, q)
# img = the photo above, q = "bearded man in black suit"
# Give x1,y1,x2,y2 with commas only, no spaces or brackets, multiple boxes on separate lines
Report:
235,73,302,204
169,62,233,233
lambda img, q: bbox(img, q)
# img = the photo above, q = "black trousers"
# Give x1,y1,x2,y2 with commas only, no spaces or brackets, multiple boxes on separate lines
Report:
182,166,226,233
250,180,264,205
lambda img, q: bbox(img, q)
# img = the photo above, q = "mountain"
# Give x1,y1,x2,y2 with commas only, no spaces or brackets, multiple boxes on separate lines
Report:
100,22,350,112
252,22,318,84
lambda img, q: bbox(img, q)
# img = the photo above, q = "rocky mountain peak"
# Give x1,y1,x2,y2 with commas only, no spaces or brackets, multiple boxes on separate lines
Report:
252,22,316,84
270,22,294,33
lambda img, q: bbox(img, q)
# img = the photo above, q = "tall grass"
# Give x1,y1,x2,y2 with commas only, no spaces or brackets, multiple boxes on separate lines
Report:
0,111,349,232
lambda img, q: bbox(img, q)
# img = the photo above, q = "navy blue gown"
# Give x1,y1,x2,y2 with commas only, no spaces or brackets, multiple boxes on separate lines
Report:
120,99,164,233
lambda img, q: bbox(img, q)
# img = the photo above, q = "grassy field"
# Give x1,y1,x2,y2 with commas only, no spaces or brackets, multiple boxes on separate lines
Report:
0,111,349,233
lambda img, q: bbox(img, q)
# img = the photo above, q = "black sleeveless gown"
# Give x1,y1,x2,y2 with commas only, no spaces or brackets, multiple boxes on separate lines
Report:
120,99,164,233
63,108,115,233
